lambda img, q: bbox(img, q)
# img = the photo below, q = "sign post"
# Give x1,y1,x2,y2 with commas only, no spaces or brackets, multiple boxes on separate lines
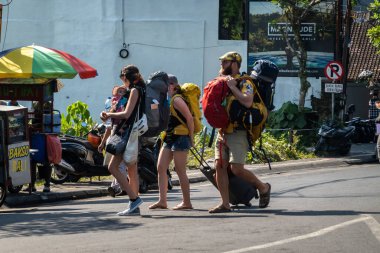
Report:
324,61,344,121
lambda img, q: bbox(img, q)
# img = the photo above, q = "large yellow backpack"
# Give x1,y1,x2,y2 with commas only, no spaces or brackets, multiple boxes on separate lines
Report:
170,83,202,135
226,76,268,145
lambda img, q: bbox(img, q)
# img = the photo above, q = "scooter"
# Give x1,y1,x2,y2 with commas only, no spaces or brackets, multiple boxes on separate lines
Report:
343,104,376,144
346,117,376,144
52,124,172,193
314,122,356,156
51,124,108,184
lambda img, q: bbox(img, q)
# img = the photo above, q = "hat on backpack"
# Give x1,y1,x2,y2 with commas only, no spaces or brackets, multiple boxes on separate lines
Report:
168,74,178,85
219,51,242,64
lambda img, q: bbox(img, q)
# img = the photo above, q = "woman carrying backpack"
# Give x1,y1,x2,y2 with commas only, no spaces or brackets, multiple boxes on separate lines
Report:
149,74,194,210
101,65,145,216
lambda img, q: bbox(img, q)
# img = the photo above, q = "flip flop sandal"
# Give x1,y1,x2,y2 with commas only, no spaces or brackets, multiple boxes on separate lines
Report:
208,205,231,214
259,183,271,208
172,205,193,210
148,203,168,210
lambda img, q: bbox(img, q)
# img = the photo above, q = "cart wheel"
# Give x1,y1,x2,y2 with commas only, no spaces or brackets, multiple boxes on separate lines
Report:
8,185,23,194
0,183,6,207
51,164,70,184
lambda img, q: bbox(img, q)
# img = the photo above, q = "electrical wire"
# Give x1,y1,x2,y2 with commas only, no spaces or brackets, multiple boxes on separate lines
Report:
121,0,127,48
0,0,12,7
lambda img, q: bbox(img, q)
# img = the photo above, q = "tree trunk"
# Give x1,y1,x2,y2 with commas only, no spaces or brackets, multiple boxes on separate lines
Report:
293,20,310,110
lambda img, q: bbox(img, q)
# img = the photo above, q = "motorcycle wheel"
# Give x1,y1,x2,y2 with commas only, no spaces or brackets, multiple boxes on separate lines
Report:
7,185,23,194
68,175,81,183
314,138,325,155
139,177,148,194
51,164,70,184
0,183,6,207
339,144,351,156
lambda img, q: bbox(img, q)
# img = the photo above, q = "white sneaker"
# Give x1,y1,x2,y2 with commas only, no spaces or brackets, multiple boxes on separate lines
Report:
117,197,143,216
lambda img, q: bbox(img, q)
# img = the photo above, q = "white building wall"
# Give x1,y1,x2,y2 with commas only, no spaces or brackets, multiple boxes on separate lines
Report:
1,0,247,119
274,77,321,109
1,0,318,118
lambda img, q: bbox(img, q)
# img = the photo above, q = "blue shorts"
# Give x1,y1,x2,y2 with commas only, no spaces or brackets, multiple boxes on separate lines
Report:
163,135,191,151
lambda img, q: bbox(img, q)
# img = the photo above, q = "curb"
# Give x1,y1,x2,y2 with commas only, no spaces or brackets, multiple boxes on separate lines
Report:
3,154,376,208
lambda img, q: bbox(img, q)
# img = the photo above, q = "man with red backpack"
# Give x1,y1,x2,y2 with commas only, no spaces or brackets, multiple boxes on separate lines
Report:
208,51,271,213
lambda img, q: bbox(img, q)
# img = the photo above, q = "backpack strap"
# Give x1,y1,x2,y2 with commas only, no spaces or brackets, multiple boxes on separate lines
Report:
237,76,271,170
170,94,187,126
170,94,189,135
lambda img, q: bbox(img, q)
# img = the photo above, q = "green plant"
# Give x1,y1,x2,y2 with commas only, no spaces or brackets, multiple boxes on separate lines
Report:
184,127,316,170
247,131,315,164
268,101,309,129
61,101,95,136
267,101,319,147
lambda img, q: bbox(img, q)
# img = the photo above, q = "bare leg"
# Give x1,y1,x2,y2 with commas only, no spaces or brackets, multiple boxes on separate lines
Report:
149,147,172,208
230,163,269,194
377,135,380,163
214,158,230,208
108,155,137,199
173,150,192,208
126,161,139,195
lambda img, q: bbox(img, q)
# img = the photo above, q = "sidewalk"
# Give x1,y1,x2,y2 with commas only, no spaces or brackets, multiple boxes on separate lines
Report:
3,143,378,208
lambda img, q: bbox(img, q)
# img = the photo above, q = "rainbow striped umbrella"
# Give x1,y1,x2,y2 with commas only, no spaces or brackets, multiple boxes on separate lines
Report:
0,45,97,84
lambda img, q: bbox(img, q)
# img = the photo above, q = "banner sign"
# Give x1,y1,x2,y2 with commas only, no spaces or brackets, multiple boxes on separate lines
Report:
268,23,316,40
248,1,336,77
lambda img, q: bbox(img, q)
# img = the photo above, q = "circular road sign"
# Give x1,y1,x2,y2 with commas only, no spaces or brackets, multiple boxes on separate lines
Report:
324,61,344,81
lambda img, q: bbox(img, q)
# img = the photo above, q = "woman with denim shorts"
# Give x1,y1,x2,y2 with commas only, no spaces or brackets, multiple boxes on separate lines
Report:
149,74,194,210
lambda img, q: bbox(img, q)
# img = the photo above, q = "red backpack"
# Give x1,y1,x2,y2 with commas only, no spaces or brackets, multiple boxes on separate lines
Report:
202,77,230,129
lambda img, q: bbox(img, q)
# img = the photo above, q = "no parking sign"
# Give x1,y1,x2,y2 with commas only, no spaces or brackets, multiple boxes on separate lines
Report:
324,61,344,81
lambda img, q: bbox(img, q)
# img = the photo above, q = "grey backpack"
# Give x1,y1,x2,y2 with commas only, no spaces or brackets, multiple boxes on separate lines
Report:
143,71,170,137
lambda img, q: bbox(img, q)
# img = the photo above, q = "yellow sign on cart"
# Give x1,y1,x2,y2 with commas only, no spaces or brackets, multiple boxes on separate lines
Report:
8,141,31,186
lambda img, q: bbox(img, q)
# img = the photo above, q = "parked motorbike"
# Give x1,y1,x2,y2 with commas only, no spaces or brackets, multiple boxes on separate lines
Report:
51,124,172,193
346,117,376,143
315,122,356,156
343,104,376,144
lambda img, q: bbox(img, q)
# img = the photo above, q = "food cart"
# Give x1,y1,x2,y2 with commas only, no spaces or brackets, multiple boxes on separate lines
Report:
0,80,58,206
0,45,97,207
0,105,30,206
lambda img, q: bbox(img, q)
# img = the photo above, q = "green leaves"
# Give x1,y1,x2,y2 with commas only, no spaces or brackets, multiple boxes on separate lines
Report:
268,101,308,130
61,101,95,137
368,0,380,53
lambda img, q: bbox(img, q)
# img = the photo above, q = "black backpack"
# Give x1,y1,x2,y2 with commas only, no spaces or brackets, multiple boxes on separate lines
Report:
250,60,279,111
143,71,170,137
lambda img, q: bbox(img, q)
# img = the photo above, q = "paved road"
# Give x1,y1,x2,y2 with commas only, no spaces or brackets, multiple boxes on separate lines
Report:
1,163,379,252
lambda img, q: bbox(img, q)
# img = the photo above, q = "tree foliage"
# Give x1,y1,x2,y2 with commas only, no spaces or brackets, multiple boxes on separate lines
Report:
368,0,380,53
271,0,323,110
219,0,245,40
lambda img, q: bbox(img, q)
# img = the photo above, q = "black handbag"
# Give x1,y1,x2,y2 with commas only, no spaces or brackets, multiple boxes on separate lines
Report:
105,120,131,155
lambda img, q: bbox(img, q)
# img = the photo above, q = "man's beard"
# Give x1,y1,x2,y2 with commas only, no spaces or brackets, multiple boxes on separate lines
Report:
219,65,233,76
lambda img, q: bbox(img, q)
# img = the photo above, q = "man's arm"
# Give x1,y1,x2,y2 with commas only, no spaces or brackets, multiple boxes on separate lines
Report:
226,78,253,108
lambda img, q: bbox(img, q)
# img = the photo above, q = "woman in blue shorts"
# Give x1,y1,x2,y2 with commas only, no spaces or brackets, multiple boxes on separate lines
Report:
149,75,194,210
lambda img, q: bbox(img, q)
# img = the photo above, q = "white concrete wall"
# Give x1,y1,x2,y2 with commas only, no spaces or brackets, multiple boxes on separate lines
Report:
275,77,321,109
1,0,247,120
